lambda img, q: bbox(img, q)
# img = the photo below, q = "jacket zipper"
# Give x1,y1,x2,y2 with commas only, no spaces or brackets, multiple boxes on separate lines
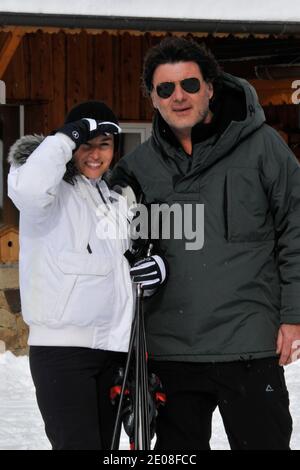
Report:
96,182,110,210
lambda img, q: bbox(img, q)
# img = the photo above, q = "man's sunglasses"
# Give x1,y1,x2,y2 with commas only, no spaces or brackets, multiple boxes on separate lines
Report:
155,77,201,99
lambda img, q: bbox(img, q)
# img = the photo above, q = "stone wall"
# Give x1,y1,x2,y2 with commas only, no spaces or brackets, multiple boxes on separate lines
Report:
0,263,28,355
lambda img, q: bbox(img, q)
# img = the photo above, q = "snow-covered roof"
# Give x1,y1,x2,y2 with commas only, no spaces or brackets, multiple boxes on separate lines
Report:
1,0,300,23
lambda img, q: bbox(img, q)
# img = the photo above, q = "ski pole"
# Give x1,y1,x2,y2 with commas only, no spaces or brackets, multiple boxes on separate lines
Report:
134,243,153,449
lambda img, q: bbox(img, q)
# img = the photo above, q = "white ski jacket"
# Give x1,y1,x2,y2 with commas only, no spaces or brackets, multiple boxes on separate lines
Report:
8,134,134,352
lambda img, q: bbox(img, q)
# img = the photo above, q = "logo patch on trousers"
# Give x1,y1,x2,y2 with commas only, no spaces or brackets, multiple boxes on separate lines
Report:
266,385,274,392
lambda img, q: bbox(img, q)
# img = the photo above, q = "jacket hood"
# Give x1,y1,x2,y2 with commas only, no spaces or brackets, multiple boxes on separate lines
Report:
152,72,266,172
220,72,266,140
7,134,45,167
7,133,113,185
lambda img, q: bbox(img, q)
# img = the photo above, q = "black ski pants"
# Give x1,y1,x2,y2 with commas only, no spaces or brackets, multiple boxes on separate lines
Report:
29,346,125,450
149,357,293,450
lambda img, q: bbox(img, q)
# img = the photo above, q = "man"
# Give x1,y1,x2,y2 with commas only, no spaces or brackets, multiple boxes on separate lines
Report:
111,37,300,450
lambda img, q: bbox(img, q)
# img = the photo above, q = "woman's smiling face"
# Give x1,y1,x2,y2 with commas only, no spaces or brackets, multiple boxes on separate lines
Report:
73,134,114,179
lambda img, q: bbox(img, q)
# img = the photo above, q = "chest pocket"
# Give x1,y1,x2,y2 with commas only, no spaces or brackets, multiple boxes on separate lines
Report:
57,251,113,276
226,168,274,242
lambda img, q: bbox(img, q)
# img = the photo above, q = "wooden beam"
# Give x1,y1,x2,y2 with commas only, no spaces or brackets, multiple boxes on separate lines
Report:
0,27,25,78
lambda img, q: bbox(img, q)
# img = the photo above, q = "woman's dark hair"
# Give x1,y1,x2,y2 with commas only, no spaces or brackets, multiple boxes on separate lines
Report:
142,37,222,97
63,159,79,185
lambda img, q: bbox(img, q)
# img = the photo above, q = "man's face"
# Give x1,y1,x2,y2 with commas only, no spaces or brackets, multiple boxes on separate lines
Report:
73,134,114,180
151,61,214,134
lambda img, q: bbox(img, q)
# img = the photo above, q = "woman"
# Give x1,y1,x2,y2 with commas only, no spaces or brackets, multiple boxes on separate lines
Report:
7,101,150,450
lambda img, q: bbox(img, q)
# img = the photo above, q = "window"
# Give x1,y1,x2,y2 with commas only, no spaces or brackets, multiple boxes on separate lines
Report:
119,122,152,158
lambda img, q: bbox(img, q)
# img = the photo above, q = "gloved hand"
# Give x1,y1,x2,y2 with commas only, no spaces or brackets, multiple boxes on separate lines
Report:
56,119,121,150
130,255,167,290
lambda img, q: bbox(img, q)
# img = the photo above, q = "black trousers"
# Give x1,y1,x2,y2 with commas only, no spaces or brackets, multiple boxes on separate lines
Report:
149,357,293,450
29,346,125,450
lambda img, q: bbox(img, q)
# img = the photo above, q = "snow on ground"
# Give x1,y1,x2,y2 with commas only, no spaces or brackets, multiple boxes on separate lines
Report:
0,351,299,450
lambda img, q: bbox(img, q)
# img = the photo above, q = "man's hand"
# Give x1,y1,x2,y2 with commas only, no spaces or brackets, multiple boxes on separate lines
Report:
276,324,300,365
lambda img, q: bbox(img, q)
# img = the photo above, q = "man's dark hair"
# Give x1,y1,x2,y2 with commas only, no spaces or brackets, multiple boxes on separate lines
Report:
142,37,222,96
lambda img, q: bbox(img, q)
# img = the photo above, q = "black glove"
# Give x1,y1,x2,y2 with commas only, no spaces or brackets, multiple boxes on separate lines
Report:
130,255,167,290
56,119,121,150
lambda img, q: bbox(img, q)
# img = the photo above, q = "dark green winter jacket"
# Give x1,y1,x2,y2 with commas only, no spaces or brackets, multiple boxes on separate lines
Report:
112,72,300,362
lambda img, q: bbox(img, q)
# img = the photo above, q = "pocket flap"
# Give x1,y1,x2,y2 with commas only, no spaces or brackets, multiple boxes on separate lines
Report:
57,251,113,276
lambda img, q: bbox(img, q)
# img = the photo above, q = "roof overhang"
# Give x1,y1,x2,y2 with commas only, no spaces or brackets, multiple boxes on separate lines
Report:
1,13,300,35
1,0,300,35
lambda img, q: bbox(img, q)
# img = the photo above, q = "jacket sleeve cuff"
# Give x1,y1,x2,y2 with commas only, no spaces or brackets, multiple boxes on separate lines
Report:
280,315,300,325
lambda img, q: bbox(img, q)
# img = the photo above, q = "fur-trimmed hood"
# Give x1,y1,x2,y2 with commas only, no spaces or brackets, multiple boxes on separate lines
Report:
7,134,45,167
7,134,113,185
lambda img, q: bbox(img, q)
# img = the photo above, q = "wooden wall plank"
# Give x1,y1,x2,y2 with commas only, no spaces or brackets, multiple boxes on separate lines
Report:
118,33,142,120
51,32,66,128
87,34,95,101
94,32,114,108
112,34,121,117
24,103,50,135
66,32,89,110
140,33,158,121
28,31,53,101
